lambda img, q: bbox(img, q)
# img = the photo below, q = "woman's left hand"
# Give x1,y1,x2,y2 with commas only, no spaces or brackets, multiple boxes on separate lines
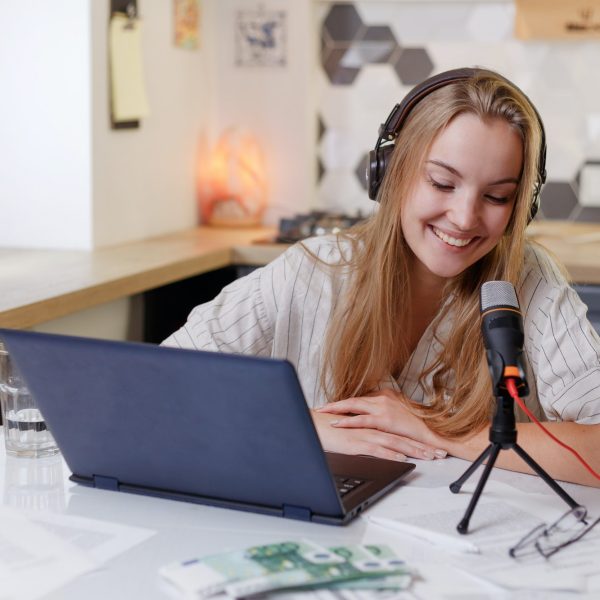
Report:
316,388,446,455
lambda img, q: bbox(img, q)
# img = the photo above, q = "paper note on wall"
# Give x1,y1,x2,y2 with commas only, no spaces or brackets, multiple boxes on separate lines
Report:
109,14,150,122
516,0,600,39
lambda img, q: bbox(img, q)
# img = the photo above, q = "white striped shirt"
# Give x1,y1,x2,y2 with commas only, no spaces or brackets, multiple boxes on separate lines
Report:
162,236,600,424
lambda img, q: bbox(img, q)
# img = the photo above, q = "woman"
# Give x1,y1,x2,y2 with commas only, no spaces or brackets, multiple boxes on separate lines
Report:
163,68,600,487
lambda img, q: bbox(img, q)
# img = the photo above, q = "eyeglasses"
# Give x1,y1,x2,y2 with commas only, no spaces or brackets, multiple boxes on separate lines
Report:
509,505,600,559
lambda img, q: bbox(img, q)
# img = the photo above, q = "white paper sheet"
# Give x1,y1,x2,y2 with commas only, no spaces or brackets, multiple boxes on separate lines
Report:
30,511,155,564
362,482,600,594
0,504,155,600
0,508,95,600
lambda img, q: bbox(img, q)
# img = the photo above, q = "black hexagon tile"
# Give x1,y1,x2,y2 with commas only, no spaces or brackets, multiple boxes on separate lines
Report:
393,48,434,85
354,152,369,191
317,156,325,183
539,181,579,220
317,115,326,143
323,3,364,43
322,47,360,85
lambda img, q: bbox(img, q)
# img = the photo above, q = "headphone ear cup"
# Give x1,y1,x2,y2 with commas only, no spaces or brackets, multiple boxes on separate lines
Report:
367,144,395,201
367,149,380,200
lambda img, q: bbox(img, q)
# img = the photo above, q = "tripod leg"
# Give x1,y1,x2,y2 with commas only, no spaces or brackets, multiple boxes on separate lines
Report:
456,443,502,534
512,444,580,511
450,444,494,494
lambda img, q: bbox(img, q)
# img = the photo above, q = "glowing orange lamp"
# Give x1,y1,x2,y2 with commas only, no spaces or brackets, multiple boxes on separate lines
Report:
198,129,268,226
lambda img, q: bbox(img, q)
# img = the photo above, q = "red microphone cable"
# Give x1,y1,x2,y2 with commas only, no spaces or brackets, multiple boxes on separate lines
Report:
505,378,600,482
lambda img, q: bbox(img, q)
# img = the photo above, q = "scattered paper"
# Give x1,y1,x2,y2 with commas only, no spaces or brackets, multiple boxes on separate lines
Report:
30,511,155,565
0,503,155,600
362,482,600,593
0,507,95,600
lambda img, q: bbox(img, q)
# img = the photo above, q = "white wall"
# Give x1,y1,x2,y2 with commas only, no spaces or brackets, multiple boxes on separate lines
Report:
1,0,316,340
0,0,209,250
205,0,316,224
0,0,93,249
91,0,207,247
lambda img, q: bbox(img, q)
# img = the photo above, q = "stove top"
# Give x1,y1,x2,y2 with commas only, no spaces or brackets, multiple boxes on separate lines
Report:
275,211,365,243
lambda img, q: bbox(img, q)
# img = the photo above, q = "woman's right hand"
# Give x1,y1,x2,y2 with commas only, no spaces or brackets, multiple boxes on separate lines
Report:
311,409,447,462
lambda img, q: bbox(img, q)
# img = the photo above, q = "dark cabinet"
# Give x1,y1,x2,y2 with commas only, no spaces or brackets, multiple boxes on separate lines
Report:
573,284,600,335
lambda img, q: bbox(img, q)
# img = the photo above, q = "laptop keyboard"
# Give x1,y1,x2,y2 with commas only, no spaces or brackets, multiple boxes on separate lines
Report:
335,476,365,496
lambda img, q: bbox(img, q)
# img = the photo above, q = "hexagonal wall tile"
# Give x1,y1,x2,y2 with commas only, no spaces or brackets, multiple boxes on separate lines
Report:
393,48,434,85
539,181,579,220
323,3,364,43
347,25,399,65
577,161,600,207
354,152,369,191
322,47,360,85
317,156,325,183
317,115,326,143
574,206,600,222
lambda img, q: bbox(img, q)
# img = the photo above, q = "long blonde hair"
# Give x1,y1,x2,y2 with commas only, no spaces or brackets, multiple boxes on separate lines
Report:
320,69,544,439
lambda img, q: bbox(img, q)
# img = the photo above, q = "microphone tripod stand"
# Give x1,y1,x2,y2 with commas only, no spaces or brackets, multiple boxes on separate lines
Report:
449,387,581,534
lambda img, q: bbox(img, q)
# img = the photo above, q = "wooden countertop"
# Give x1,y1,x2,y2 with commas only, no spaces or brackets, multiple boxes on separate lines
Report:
0,226,279,329
526,221,600,284
1,221,600,330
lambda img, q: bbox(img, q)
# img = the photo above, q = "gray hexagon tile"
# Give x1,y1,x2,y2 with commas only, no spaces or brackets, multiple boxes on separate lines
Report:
317,115,326,143
317,156,325,183
539,181,579,220
578,161,600,207
574,206,600,222
323,3,364,43
340,39,397,69
322,47,360,85
393,48,434,85
343,25,398,66
354,153,369,191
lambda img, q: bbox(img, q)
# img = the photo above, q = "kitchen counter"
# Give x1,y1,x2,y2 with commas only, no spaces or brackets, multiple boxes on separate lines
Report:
1,221,600,330
0,226,279,329
526,220,600,284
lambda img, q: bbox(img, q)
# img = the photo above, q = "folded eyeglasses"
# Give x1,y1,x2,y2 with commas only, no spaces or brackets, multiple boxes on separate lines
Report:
509,505,600,559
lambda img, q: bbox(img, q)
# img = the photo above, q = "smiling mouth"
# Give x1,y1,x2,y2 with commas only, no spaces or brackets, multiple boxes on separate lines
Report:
431,226,476,248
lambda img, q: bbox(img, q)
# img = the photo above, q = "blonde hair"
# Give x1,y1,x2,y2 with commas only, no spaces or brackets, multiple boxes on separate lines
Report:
320,69,544,439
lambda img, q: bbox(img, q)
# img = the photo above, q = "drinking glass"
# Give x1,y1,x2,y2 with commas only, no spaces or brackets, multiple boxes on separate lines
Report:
0,341,60,458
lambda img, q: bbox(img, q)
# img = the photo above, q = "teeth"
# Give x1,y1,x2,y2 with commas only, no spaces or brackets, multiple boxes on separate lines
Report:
432,227,473,247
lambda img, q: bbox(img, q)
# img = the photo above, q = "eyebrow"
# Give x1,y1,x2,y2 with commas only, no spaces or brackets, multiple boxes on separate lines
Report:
426,159,520,185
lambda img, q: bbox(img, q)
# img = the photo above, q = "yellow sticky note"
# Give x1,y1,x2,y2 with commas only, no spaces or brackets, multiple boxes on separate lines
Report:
109,14,150,122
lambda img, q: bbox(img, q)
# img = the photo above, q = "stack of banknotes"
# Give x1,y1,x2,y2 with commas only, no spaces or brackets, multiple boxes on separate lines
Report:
159,539,414,598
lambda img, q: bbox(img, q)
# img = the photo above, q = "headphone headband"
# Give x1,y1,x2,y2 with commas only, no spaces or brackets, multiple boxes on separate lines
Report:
366,67,547,223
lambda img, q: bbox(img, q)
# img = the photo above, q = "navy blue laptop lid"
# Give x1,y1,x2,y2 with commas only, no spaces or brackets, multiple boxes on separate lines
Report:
0,329,413,524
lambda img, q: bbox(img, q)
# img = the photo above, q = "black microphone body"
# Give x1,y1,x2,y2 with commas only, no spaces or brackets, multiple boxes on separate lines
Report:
480,281,529,397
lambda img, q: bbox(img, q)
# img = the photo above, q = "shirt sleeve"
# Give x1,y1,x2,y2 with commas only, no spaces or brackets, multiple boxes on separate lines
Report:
161,244,302,356
522,247,600,424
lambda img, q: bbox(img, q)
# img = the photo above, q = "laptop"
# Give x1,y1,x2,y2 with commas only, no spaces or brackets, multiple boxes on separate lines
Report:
0,328,414,525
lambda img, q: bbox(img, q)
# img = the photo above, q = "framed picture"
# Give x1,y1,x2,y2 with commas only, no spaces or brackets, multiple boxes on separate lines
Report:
174,0,200,49
235,8,286,67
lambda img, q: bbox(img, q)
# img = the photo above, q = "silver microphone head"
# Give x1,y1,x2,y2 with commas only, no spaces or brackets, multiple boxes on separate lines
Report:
480,281,519,312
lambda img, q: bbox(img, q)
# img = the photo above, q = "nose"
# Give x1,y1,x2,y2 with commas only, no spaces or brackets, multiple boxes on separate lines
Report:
447,189,480,231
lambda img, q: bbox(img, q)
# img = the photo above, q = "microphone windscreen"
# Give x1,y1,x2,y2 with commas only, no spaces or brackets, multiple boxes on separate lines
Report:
480,281,519,312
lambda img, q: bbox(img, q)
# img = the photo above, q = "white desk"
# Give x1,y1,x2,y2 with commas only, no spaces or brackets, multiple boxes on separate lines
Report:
1,427,599,599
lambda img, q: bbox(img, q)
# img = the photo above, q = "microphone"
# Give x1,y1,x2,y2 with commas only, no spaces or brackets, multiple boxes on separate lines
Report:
480,281,529,397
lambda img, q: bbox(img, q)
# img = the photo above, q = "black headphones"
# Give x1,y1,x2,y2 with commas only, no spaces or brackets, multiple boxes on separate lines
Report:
366,67,547,222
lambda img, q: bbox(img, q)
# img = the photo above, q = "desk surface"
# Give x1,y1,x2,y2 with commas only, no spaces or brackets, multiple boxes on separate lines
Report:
2,221,600,330
1,428,599,599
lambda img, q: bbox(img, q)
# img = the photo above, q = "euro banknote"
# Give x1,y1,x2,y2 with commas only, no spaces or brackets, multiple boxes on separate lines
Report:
159,540,413,598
